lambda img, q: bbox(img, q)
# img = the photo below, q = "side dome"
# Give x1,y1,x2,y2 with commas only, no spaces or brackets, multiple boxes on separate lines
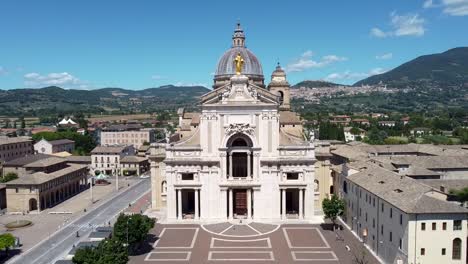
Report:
213,23,265,89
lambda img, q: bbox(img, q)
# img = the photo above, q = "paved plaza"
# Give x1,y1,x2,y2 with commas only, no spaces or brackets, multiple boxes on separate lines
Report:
129,222,379,264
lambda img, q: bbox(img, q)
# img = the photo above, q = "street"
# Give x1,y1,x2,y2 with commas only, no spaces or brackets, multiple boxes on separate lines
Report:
7,178,150,264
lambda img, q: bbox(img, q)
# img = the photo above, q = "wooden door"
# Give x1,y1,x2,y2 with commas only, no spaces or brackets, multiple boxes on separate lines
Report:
235,190,247,215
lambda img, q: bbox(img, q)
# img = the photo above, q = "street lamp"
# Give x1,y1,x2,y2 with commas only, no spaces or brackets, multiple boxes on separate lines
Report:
88,175,95,204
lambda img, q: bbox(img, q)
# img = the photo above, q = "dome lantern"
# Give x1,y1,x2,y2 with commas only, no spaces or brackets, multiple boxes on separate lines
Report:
232,22,245,47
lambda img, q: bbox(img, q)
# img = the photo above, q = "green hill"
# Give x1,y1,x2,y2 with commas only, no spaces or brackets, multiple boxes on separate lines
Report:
292,80,347,88
354,47,468,87
0,85,210,116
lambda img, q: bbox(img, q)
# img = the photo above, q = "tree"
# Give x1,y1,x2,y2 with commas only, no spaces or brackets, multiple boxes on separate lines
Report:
0,233,16,256
322,194,345,230
350,127,361,135
20,116,26,129
113,214,155,253
3,119,10,128
72,246,99,264
449,187,468,204
72,238,128,264
0,172,18,183
96,238,128,264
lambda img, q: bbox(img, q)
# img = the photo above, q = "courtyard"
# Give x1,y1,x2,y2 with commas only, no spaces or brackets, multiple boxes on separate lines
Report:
129,221,379,264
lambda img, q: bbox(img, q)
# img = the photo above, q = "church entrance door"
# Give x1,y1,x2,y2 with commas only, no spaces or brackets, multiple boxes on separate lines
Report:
234,189,247,216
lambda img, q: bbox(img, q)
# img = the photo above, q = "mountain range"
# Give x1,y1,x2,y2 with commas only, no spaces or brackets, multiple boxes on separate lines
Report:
292,80,348,89
0,85,210,116
355,47,468,87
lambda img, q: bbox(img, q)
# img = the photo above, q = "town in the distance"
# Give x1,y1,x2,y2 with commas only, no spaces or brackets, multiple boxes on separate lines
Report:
1,4,468,264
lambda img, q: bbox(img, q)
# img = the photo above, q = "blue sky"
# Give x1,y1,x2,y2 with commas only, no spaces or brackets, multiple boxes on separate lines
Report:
0,0,467,89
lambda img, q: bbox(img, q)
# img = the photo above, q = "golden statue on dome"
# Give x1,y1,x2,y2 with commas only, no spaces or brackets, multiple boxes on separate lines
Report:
234,52,244,75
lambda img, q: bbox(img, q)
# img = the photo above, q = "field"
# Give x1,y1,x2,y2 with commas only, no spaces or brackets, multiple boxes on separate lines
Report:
87,114,154,123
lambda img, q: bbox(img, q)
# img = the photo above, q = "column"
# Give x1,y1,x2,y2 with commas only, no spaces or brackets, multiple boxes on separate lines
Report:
282,189,286,220
253,153,259,180
177,189,182,220
229,189,233,220
247,152,251,179
299,189,304,220
194,189,199,220
247,188,252,219
229,153,233,179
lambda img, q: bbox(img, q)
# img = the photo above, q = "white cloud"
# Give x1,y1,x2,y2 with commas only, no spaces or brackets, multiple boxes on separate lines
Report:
285,51,347,73
370,28,389,38
392,13,426,36
23,72,89,89
369,67,387,75
151,75,164,80
375,53,393,60
174,81,208,87
423,0,435,8
442,0,468,16
0,66,7,76
370,12,426,38
424,0,468,16
325,68,387,81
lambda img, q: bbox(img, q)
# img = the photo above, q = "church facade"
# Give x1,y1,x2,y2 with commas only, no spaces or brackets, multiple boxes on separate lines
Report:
150,23,317,223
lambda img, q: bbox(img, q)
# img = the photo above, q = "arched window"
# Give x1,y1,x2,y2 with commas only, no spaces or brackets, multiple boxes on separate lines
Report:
232,138,248,147
452,238,461,260
161,181,167,194
343,181,348,194
226,133,253,178
278,91,284,104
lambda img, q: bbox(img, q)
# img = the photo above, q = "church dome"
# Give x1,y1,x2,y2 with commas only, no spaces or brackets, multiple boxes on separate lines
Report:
213,23,264,89
215,47,263,78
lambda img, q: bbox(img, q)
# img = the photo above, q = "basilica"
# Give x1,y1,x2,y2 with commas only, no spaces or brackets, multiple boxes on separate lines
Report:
150,23,317,223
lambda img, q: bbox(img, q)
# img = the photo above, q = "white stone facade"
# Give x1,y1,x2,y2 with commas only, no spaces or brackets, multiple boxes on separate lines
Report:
160,75,316,223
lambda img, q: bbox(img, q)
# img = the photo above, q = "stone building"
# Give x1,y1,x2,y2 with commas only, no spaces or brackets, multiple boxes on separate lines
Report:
90,145,135,175
150,23,317,223
100,124,155,149
5,157,88,212
34,139,75,154
329,142,468,264
0,136,34,167
120,156,149,176
340,164,468,264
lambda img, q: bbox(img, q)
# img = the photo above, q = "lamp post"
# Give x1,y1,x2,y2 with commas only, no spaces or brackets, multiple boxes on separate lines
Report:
89,175,94,204
116,170,119,191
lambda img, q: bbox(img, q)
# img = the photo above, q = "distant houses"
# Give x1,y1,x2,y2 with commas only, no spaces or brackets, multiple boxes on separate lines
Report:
34,138,75,155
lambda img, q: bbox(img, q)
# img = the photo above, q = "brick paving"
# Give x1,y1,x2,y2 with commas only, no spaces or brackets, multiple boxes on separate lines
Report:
125,191,151,214
129,222,380,264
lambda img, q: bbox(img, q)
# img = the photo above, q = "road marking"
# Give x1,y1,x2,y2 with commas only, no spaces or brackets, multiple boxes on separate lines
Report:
144,251,191,261
201,223,281,238
210,237,272,249
219,225,234,235
247,224,262,234
291,251,338,261
208,251,274,261
153,228,199,249
282,227,330,249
